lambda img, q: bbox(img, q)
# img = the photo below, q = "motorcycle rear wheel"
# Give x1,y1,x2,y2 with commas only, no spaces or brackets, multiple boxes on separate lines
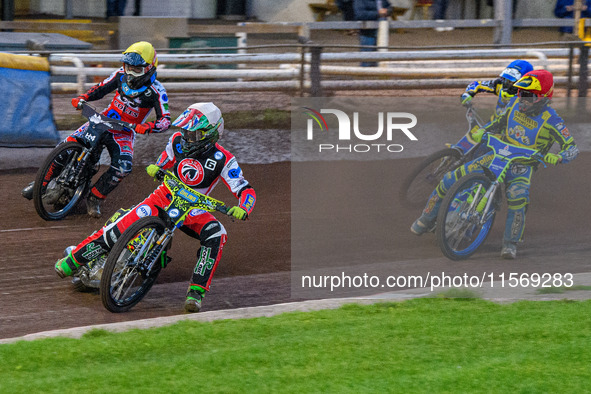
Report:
399,148,463,208
100,216,167,313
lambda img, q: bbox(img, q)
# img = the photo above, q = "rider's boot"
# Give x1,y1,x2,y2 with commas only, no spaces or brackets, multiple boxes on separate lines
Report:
55,253,81,278
86,194,103,218
410,192,442,236
184,285,205,313
502,202,526,260
501,242,517,260
21,181,34,200
410,216,437,235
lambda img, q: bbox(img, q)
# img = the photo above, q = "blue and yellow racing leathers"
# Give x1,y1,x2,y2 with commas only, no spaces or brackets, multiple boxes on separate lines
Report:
421,96,578,246
464,78,513,118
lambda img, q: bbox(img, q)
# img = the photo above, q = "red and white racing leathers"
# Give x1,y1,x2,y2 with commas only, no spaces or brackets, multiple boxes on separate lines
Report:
68,68,171,199
69,131,256,293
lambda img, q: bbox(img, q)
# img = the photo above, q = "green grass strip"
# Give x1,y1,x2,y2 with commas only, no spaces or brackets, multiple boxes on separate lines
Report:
537,285,591,294
1,298,590,393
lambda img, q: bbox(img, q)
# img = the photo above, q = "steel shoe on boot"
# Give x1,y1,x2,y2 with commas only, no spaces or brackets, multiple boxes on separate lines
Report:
42,180,64,205
86,195,102,218
21,181,34,200
55,255,81,278
501,243,517,260
184,286,204,313
410,215,436,236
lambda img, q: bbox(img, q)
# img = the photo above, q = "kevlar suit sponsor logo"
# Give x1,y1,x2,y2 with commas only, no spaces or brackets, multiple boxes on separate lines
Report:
178,159,204,186
189,208,206,216
243,194,255,210
513,111,538,129
81,243,104,260
136,204,152,217
195,247,215,276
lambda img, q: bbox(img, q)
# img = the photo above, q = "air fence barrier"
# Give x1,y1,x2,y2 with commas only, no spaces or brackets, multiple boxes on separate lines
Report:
42,41,590,97
0,52,60,148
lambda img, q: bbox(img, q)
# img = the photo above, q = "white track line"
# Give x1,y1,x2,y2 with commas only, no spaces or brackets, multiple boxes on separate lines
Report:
0,225,85,233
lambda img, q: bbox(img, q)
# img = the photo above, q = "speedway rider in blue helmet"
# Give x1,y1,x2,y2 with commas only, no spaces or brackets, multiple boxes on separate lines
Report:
412,70,578,259
460,60,534,117
22,41,171,219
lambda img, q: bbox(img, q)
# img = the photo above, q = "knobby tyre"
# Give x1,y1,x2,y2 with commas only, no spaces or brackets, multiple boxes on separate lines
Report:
100,216,167,313
435,173,496,261
33,141,87,221
399,148,463,208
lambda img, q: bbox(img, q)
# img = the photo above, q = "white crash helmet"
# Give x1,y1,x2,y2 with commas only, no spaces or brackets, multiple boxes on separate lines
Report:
172,102,225,155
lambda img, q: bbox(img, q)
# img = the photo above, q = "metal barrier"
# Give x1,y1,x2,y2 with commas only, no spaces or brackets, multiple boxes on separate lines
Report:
46,41,589,97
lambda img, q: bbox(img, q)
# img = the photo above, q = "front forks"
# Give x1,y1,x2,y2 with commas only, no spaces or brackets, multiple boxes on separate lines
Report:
66,148,91,186
133,228,174,278
476,183,499,224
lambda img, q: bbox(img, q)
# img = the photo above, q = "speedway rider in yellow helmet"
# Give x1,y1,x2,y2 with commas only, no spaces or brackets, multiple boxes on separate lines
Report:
120,41,159,95
21,41,171,219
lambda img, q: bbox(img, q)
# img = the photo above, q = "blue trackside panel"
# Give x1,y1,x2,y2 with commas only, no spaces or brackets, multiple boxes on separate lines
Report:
0,67,59,147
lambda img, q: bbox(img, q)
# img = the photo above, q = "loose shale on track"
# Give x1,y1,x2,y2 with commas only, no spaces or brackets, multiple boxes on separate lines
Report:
2,151,591,339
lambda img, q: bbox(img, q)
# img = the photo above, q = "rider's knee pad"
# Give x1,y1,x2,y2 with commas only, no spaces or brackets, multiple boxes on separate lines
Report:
103,220,124,249
506,182,529,210
109,158,133,180
199,221,227,248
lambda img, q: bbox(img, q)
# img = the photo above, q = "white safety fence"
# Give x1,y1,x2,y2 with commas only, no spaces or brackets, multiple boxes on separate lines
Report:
47,46,583,95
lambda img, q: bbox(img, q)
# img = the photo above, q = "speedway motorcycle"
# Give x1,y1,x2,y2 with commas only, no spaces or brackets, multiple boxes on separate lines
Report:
32,102,135,221
98,169,230,313
399,105,486,208
435,133,544,260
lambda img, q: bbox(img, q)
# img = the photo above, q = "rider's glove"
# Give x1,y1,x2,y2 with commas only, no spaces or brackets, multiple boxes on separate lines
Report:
146,164,160,178
134,123,151,135
228,206,248,220
544,153,562,166
461,93,473,107
71,96,86,110
470,128,485,143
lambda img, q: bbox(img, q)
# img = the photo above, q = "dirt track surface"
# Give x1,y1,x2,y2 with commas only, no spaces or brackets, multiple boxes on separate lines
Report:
0,162,294,340
1,75,590,340
2,148,591,339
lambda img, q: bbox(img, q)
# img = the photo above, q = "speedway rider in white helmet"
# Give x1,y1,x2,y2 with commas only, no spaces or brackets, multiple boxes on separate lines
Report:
54,103,256,313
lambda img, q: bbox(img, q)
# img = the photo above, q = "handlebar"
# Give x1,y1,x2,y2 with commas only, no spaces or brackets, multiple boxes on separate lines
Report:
80,102,135,131
156,169,231,216
532,153,547,168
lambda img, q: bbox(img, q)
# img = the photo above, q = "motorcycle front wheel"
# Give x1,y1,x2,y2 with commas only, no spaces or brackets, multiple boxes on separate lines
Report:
436,173,497,261
100,216,167,313
399,148,463,208
33,141,88,221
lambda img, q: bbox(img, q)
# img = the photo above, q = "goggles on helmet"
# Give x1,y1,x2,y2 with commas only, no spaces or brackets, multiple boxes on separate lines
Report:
124,63,148,77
